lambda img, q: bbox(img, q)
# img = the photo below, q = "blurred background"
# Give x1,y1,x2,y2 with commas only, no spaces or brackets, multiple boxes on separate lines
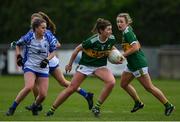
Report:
0,0,180,79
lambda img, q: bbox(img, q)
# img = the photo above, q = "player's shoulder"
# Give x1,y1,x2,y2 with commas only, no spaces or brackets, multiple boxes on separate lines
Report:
44,29,57,44
87,34,99,44
124,26,133,34
23,30,33,38
21,29,34,42
45,29,53,36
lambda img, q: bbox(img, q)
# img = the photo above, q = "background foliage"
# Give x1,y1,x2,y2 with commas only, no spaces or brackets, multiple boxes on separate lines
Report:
0,0,180,46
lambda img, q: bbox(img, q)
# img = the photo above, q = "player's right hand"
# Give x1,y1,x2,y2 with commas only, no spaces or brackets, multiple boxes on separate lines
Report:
17,54,23,66
65,64,72,73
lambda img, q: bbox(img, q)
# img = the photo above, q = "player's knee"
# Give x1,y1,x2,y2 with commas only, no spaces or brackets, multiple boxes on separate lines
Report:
24,85,34,92
120,81,127,89
107,79,115,88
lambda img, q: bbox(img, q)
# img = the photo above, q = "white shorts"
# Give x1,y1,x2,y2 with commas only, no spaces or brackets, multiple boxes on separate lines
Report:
124,66,148,78
49,56,59,68
76,65,107,76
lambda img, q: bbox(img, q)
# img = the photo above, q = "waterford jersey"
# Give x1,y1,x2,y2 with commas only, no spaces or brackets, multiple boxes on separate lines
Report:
121,26,147,71
79,34,116,67
16,30,57,74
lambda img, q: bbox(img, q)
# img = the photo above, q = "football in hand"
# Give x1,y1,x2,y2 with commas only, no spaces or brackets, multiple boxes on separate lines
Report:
108,49,125,64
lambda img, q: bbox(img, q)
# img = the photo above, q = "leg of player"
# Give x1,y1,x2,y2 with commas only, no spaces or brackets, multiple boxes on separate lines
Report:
46,72,86,116
25,81,43,111
138,73,175,116
30,76,49,115
120,71,144,113
91,67,115,117
51,67,94,110
6,72,36,116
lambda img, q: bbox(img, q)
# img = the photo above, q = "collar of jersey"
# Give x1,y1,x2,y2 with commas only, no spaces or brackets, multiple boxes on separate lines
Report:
97,35,108,43
33,33,45,41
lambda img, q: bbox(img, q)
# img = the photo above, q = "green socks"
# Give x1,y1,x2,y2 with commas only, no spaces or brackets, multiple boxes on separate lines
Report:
164,102,171,108
94,101,102,109
49,106,56,112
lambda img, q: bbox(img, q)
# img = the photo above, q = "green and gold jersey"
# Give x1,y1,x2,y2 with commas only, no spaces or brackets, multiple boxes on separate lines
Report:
122,26,147,71
79,34,116,67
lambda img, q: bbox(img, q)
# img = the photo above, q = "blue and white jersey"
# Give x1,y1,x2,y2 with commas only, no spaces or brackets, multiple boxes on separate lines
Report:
16,30,57,74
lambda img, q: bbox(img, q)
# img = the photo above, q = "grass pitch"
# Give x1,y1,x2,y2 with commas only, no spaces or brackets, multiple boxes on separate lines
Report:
0,75,179,121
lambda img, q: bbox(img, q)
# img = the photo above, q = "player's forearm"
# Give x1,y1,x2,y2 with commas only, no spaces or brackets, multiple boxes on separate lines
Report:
15,46,21,56
68,51,78,66
47,51,56,60
123,43,140,57
68,44,82,66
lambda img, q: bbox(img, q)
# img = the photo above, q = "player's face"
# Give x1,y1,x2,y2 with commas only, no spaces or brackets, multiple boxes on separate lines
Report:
101,25,112,38
116,16,128,31
35,22,47,37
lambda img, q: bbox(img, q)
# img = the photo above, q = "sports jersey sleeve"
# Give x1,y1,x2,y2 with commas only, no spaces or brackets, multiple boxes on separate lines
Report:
124,31,137,45
82,38,93,49
16,30,33,46
45,32,57,53
109,35,117,45
45,30,59,44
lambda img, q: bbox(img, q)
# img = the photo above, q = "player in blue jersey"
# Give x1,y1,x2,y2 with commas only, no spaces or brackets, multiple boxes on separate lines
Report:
10,12,93,112
6,18,57,116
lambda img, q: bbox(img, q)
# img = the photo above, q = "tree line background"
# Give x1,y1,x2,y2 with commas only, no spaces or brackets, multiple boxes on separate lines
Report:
0,0,180,46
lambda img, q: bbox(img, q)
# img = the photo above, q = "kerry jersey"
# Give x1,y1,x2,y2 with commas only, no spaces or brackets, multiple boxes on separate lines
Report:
121,26,147,71
79,34,116,67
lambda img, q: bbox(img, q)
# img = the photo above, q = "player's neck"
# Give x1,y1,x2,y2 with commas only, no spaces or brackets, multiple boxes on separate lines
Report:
35,33,43,40
99,35,107,42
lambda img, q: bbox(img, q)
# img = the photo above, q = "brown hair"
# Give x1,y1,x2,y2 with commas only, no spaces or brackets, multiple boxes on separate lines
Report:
32,18,46,32
91,18,112,34
31,12,56,34
38,12,56,34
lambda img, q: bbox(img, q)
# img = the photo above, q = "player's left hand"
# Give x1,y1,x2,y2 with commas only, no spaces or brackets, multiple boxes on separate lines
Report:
40,59,49,68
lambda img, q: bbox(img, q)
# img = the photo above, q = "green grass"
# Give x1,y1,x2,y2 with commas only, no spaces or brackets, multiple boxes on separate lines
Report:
0,75,179,121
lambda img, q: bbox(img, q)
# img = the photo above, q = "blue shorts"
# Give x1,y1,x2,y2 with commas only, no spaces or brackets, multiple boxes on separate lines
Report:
24,68,49,77
49,64,59,73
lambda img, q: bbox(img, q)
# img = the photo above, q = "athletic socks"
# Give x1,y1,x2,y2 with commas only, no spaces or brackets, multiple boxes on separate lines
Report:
49,106,56,112
11,101,18,109
78,88,88,98
164,102,171,108
94,101,102,109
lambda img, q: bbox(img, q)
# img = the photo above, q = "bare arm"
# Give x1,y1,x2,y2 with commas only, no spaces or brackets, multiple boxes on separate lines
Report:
56,41,61,48
15,46,21,56
65,44,83,73
123,42,140,57
47,51,56,60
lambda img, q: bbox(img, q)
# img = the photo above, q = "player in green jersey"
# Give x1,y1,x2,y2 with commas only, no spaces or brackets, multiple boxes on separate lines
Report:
116,13,174,116
46,18,118,117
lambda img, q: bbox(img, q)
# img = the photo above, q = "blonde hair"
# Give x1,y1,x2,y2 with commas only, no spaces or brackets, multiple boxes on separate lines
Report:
31,13,43,19
117,13,133,25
